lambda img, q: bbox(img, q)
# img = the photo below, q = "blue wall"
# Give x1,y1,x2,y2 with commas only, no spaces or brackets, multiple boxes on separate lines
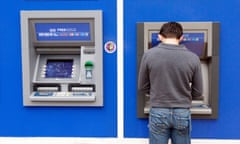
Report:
124,0,240,139
0,0,117,137
1,0,240,139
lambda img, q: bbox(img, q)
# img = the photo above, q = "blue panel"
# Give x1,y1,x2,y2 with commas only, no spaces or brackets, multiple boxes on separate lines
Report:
0,0,117,137
124,0,240,139
150,32,205,57
35,23,91,41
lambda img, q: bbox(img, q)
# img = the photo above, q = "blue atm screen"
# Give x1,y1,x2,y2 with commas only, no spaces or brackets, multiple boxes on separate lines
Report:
45,60,73,78
151,32,205,57
181,33,205,57
151,33,160,48
35,23,91,41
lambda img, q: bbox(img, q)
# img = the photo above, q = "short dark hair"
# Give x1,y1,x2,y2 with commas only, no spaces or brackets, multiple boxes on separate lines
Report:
159,22,183,39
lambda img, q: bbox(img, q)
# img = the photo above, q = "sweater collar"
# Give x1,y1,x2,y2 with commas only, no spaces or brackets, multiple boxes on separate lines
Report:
158,43,187,50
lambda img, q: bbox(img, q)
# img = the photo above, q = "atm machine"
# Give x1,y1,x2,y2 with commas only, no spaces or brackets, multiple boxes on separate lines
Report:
137,22,219,119
20,10,103,106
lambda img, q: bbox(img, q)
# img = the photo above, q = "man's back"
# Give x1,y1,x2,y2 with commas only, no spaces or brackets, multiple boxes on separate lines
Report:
138,43,203,108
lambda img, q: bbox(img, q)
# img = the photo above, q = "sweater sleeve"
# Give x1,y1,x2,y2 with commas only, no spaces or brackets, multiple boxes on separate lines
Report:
138,53,150,94
191,61,203,100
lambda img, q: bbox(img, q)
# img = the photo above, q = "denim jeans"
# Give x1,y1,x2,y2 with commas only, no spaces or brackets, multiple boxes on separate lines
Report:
149,108,191,144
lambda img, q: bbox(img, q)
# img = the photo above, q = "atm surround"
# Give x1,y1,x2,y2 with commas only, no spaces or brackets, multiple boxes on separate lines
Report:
137,22,219,119
20,10,103,106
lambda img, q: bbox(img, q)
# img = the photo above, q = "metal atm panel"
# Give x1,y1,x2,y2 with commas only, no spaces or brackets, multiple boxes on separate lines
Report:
137,22,219,119
20,10,103,106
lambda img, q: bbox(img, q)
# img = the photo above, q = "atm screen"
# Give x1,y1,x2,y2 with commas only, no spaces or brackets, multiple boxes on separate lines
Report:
150,32,206,57
151,32,160,48
181,32,205,57
35,23,91,41
45,60,73,78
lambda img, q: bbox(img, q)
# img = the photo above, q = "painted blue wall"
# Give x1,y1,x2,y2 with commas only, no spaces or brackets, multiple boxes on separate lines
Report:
124,0,240,139
1,0,240,139
0,0,117,137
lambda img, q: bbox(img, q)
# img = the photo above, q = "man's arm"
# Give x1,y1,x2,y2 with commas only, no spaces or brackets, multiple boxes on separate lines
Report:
192,61,204,100
138,53,150,94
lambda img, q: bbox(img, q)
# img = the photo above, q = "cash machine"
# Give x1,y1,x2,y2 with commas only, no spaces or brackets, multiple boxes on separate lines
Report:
137,22,219,119
20,10,103,106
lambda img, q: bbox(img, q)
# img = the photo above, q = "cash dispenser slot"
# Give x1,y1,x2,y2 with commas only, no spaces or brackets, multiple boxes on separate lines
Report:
69,84,95,92
31,84,60,100
34,84,61,92
191,100,212,115
68,84,96,101
143,94,212,115
33,84,60,96
144,106,212,115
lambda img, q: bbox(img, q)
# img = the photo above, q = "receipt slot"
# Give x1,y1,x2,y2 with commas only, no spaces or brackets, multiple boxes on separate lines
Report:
20,10,103,106
137,22,219,119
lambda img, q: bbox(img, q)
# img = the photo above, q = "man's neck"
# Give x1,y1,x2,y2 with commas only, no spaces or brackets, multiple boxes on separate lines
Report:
161,38,180,45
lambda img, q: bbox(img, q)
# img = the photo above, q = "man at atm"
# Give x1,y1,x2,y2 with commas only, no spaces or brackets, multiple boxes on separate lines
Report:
138,22,203,144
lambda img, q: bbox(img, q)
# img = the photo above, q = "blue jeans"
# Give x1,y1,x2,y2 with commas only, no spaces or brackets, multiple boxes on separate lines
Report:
149,108,191,144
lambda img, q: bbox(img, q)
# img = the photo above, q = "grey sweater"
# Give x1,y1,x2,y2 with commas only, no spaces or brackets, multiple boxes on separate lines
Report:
138,43,203,108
